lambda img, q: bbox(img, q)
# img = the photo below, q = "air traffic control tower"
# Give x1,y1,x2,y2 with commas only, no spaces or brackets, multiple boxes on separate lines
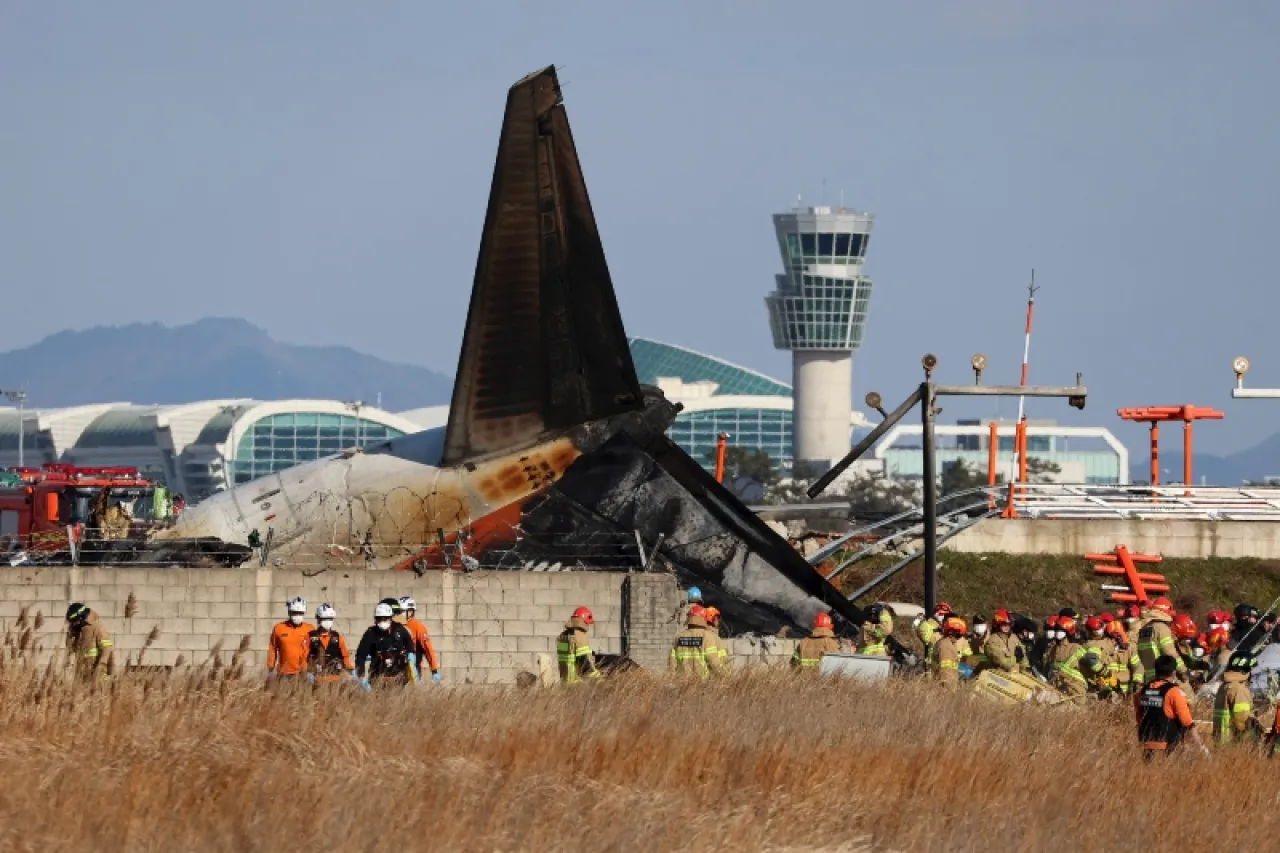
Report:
765,205,874,473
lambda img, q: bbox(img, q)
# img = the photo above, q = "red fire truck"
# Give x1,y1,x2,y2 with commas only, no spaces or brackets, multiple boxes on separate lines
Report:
0,464,168,563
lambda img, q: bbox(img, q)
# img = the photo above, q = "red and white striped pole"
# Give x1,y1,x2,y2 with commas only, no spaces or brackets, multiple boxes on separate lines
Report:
1012,271,1038,483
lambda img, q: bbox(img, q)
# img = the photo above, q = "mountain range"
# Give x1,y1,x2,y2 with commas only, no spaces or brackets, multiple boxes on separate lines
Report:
1127,433,1280,487
0,318,452,412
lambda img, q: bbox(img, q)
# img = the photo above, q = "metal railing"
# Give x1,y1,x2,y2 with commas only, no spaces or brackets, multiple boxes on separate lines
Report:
1005,483,1280,521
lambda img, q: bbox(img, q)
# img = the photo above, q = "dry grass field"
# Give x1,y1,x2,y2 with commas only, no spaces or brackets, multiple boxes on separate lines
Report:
0,660,1275,853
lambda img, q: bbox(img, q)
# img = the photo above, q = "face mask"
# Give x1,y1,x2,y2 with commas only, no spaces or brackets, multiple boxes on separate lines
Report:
377,619,392,631
319,619,334,631
912,616,924,629
289,613,303,626
1055,630,1066,641
974,624,987,636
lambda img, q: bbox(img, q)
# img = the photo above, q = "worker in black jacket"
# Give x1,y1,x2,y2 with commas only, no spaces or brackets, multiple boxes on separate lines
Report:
354,601,417,689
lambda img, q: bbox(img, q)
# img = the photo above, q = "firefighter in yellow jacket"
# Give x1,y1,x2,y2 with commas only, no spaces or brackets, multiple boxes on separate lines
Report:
556,606,601,685
670,604,726,677
931,616,968,686
1136,598,1187,685
1213,652,1260,745
1048,615,1089,698
792,611,841,669
857,603,893,657
702,606,731,671
915,602,952,661
65,602,113,679
984,609,1024,672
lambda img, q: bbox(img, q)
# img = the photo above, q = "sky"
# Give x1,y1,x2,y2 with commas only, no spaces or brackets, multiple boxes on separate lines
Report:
2,1,1279,455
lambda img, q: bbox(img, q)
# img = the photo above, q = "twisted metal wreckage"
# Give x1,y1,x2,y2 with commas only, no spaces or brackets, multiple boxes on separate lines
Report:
139,65,864,636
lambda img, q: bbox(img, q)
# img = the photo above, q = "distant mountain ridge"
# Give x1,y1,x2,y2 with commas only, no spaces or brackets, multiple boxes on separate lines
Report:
1127,431,1280,486
0,318,452,411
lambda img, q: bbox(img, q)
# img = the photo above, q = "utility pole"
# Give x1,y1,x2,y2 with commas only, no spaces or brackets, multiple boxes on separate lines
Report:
2,390,28,468
345,400,365,448
809,353,1086,614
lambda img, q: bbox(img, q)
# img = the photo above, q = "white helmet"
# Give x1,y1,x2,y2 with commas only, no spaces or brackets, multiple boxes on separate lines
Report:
316,603,337,620
287,597,307,614
399,596,416,612
374,602,394,619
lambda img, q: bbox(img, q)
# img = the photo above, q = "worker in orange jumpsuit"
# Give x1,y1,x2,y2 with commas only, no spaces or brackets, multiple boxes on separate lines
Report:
268,596,314,682
399,596,442,685
1135,654,1207,760
305,603,355,685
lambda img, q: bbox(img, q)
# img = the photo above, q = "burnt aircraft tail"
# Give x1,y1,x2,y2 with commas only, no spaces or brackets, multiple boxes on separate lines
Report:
443,66,643,466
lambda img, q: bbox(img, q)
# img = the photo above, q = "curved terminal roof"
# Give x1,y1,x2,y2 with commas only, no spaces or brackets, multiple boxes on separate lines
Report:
628,337,791,397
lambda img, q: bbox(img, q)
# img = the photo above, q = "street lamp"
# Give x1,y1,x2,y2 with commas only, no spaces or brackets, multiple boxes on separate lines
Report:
343,400,365,448
1,390,28,468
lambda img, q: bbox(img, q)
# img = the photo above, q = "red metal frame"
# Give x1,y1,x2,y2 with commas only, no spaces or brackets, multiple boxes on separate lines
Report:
1088,544,1169,604
1117,405,1224,490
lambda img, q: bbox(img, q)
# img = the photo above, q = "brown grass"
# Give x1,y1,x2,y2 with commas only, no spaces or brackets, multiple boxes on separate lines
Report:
0,662,1273,852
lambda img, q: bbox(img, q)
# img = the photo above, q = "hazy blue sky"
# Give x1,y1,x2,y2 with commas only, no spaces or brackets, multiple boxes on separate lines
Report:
3,2,1278,454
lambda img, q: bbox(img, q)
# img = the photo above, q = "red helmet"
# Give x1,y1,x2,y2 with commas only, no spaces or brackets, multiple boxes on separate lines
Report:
943,616,967,636
688,604,706,621
1171,613,1197,640
1152,597,1174,615
1085,616,1104,634
1207,609,1232,628
572,606,594,626
814,612,834,630
1124,605,1141,621
1058,616,1077,636
1206,626,1229,651
993,608,1011,626
934,602,953,618
1099,612,1115,624
1046,615,1060,629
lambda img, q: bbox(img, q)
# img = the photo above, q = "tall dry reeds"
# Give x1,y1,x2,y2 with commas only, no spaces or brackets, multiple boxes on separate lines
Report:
0,662,1271,852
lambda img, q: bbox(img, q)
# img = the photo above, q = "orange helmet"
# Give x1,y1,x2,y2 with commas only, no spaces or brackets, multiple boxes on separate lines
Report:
1057,616,1077,636
814,612,834,630
1171,613,1197,640
704,606,721,627
1104,621,1127,643
1206,626,1229,651
1152,597,1174,615
993,608,1011,626
943,616,967,636
572,606,594,625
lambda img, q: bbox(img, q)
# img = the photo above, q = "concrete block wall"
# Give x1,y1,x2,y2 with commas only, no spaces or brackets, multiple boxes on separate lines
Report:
0,567,626,685
947,518,1280,559
622,573,682,669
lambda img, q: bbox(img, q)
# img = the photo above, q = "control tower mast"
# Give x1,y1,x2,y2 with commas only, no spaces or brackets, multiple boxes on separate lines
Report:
765,204,875,473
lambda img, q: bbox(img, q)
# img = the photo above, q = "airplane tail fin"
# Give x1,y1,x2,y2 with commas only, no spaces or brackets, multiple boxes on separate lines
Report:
442,66,643,466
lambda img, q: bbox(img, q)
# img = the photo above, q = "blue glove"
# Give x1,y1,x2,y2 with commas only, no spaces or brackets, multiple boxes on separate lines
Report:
431,672,442,685
306,672,316,685
958,662,974,679
359,678,372,692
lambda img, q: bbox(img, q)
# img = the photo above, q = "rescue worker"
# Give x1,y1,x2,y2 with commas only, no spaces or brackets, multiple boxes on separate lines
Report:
792,611,841,670
556,606,601,685
966,615,989,672
931,615,967,686
1104,619,1140,693
858,603,891,657
703,606,730,670
1135,655,1206,759
671,604,726,678
1013,615,1039,673
1205,626,1232,673
268,597,314,681
1080,650,1118,698
1084,616,1119,693
1120,604,1143,647
1230,603,1261,652
1031,615,1059,679
1171,613,1209,686
1212,651,1260,746
984,609,1024,673
915,602,951,661
1206,608,1233,637
1136,597,1187,685
305,603,355,685
355,602,416,689
1048,615,1089,698
65,602,113,679
399,596,442,685
678,586,704,626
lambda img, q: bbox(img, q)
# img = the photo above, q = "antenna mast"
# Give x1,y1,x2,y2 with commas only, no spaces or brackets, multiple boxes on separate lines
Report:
1011,270,1039,481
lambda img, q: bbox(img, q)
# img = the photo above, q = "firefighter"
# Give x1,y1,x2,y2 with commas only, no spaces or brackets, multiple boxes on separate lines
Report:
1213,651,1260,746
703,606,730,670
792,611,842,670
1084,616,1118,694
858,604,891,657
1136,598,1186,685
671,604,726,678
268,597,314,681
556,606,601,685
1136,655,1206,759
305,604,355,685
355,602,416,689
1048,615,1089,698
678,585,704,626
1032,615,1060,679
984,609,1024,672
65,602,113,679
1120,604,1143,646
1105,619,1140,693
931,616,967,686
1171,613,1210,686
1205,626,1232,673
915,602,951,661
1230,603,1261,652
399,596,442,685
967,614,989,671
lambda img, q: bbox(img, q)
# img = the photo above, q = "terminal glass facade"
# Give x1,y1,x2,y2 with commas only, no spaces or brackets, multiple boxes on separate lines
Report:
232,413,406,483
629,338,790,396
668,408,793,471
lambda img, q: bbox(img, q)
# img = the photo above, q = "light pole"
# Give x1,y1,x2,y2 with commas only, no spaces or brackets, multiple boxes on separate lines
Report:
2,390,28,468
808,353,1086,613
343,400,365,448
